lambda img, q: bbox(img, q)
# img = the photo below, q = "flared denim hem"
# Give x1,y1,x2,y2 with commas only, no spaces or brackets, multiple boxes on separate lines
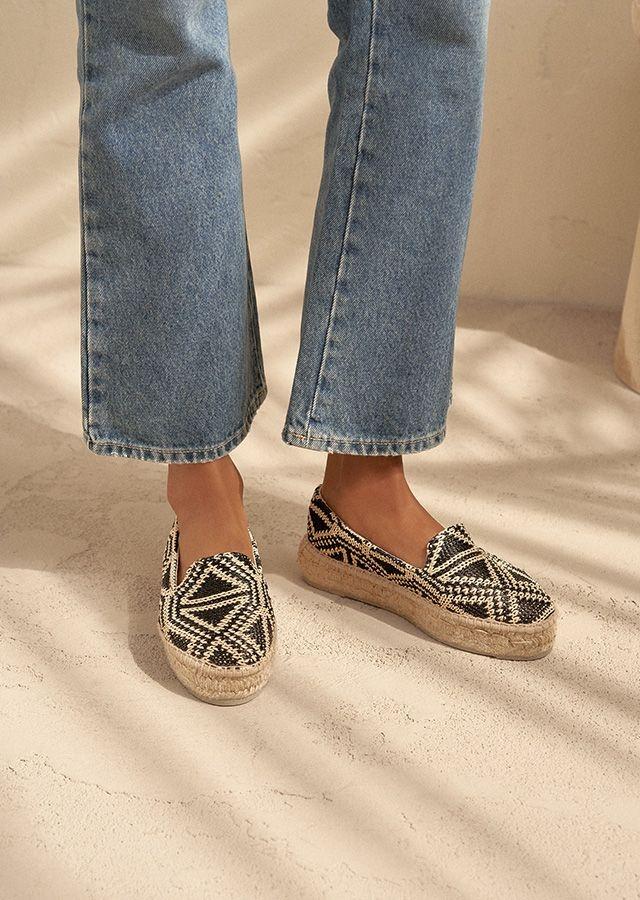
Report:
84,384,267,464
75,1,491,459
280,422,446,456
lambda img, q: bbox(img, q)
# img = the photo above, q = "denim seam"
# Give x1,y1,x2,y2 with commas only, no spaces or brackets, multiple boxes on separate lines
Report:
305,0,378,438
281,424,446,456
284,424,444,446
78,0,92,436
85,382,267,461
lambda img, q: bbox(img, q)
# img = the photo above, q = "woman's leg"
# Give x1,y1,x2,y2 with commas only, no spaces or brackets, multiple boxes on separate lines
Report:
283,0,491,564
76,2,277,704
76,0,263,573
287,2,555,660
283,0,490,452
76,0,265,465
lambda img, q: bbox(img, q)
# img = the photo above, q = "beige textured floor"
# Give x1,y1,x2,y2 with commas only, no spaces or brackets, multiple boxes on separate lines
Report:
1,266,639,898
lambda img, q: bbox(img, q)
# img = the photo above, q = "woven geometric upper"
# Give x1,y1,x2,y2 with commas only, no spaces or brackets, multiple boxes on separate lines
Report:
159,520,275,668
307,487,554,626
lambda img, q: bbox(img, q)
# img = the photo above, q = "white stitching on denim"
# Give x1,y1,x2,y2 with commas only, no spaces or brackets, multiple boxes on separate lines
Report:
78,0,92,435
305,0,378,438
86,384,267,459
284,423,446,449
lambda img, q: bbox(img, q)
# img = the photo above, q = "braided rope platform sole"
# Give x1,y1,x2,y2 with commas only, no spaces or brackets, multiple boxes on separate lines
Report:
298,537,556,661
158,626,275,705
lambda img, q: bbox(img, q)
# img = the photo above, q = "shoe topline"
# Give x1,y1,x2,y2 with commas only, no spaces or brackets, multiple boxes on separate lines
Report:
298,486,557,660
159,518,276,704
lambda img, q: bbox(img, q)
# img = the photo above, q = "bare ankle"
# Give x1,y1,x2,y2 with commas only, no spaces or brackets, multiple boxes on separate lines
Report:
167,455,243,519
166,456,253,577
320,453,442,567
322,454,409,508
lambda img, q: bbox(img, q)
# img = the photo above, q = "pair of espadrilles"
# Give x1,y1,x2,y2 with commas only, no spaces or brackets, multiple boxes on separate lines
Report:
158,486,557,705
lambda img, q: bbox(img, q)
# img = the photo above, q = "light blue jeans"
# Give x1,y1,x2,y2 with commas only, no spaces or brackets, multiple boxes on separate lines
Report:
75,0,491,463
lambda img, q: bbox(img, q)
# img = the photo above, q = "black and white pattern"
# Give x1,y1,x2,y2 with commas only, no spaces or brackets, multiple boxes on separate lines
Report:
307,487,554,626
159,521,275,668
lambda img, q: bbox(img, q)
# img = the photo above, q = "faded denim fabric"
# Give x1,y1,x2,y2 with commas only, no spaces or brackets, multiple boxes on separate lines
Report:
75,0,491,463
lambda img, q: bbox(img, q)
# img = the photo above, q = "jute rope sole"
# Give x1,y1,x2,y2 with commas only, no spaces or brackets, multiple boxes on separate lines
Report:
158,625,275,705
298,537,556,660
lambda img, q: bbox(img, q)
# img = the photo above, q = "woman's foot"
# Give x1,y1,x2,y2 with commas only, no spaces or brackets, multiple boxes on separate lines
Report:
160,454,276,704
300,455,557,660
167,455,253,584
321,454,443,568
159,517,276,704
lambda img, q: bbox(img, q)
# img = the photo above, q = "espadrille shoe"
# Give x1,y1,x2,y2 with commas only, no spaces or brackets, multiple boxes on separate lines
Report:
298,486,557,660
159,519,276,705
